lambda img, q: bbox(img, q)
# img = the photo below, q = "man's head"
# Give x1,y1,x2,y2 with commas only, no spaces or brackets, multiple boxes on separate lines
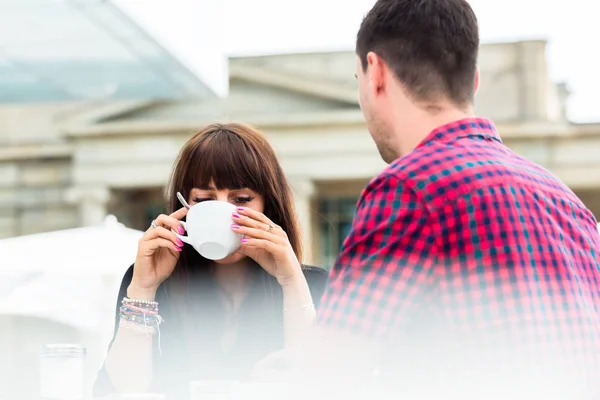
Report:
356,0,480,162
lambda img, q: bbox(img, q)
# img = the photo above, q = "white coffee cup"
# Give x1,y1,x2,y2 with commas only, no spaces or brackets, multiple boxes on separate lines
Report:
175,200,241,260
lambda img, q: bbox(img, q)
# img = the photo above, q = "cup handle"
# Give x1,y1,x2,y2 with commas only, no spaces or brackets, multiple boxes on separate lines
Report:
173,221,191,244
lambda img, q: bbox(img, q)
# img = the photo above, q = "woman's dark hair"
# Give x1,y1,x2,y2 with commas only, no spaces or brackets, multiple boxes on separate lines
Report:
164,123,302,374
166,122,302,260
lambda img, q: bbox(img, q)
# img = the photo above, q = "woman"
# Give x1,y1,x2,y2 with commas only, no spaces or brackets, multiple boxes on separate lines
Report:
94,123,327,399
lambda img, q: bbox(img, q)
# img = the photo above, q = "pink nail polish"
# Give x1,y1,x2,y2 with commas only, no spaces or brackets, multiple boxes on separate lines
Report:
178,226,184,234
241,238,249,243
232,213,241,219
232,224,240,229
236,207,245,211
177,239,184,247
175,246,182,252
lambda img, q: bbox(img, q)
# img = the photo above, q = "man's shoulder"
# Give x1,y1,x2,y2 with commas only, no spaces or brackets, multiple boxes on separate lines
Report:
378,137,566,202
382,140,483,185
361,143,468,203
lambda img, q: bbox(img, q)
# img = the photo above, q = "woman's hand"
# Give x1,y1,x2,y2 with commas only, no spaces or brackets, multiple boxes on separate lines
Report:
129,207,188,300
232,207,302,286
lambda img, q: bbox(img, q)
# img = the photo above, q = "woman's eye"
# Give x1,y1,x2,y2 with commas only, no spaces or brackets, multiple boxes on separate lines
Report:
234,196,253,203
192,197,212,203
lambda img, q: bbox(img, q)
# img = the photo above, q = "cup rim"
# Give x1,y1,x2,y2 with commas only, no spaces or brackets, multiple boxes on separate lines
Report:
188,199,236,211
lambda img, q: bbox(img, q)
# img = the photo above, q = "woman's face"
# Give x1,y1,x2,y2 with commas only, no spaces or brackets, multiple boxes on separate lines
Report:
188,184,265,265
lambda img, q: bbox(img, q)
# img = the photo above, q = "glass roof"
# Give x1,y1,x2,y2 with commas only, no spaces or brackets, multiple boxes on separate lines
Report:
0,0,214,102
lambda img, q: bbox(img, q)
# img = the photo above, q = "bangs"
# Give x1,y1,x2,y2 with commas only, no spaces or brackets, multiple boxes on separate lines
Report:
183,129,265,193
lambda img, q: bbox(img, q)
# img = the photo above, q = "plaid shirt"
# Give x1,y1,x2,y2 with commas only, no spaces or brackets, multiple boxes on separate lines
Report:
316,118,600,395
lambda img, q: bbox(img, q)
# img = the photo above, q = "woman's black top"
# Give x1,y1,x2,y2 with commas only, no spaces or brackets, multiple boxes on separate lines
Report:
94,264,328,399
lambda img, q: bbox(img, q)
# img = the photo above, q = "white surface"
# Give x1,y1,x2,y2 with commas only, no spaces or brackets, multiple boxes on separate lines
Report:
0,215,142,330
0,271,116,330
190,380,239,399
177,201,241,260
0,214,141,275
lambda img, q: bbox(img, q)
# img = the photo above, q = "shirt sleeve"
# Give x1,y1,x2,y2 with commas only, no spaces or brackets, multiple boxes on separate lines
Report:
315,174,437,339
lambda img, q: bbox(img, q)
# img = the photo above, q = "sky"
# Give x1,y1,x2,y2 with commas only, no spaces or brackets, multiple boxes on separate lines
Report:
116,0,600,122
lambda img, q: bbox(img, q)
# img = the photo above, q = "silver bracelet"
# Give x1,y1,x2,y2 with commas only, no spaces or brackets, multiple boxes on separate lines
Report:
283,303,315,313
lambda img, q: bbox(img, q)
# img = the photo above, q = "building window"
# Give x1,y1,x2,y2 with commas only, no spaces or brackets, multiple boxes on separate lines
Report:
317,197,358,269
108,188,167,231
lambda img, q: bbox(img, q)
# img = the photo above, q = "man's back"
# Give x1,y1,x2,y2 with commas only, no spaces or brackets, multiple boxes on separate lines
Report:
318,118,600,398
401,118,599,313
395,118,599,394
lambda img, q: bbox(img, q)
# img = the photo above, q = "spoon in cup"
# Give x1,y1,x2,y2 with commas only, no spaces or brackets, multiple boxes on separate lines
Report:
176,192,191,209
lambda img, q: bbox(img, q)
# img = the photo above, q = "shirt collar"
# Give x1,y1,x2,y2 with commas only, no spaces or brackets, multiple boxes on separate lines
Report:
416,117,502,149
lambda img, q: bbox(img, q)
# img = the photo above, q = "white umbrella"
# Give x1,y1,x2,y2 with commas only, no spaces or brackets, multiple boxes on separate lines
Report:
0,215,143,330
0,214,142,275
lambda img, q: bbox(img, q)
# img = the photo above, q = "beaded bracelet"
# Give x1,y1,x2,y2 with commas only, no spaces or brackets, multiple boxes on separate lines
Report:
121,297,159,313
122,296,158,305
121,306,158,319
119,297,164,355
119,311,163,328
119,304,156,314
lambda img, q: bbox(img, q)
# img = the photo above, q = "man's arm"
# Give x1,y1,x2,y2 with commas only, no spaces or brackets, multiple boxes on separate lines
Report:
292,175,438,391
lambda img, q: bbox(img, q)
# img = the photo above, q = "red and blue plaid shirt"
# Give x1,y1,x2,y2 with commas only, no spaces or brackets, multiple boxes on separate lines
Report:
316,118,600,395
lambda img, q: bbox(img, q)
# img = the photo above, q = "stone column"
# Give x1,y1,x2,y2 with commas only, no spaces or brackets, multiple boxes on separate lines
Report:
0,163,18,238
517,40,550,121
288,177,316,265
65,186,110,227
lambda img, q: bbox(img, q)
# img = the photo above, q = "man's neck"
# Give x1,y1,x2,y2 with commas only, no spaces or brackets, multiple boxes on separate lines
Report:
394,106,476,156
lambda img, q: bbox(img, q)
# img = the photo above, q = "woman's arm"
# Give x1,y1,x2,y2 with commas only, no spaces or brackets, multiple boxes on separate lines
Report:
95,267,157,395
280,267,328,347
104,284,158,393
281,274,317,347
229,207,328,347
102,208,186,394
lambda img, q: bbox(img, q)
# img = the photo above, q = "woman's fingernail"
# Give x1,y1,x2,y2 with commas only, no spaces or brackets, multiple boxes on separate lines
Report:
175,246,182,252
232,213,241,219
241,238,249,243
236,207,245,211
176,239,184,247
178,226,184,234
231,224,240,229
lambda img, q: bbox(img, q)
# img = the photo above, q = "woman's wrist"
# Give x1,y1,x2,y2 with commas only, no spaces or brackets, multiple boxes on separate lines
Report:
277,268,304,288
127,282,158,301
276,256,306,286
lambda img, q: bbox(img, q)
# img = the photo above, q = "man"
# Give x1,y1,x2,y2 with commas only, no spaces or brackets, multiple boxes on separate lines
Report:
256,0,600,398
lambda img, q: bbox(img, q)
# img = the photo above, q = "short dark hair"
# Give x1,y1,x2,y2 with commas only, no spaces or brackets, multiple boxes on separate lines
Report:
356,0,479,107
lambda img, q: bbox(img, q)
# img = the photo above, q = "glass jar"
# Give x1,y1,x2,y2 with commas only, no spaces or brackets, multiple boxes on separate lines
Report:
40,344,86,400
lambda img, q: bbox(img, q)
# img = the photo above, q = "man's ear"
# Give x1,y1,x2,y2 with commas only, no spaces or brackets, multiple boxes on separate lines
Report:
367,51,385,96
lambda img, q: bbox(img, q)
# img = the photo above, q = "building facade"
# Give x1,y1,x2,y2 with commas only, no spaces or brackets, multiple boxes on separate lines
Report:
1,40,600,269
